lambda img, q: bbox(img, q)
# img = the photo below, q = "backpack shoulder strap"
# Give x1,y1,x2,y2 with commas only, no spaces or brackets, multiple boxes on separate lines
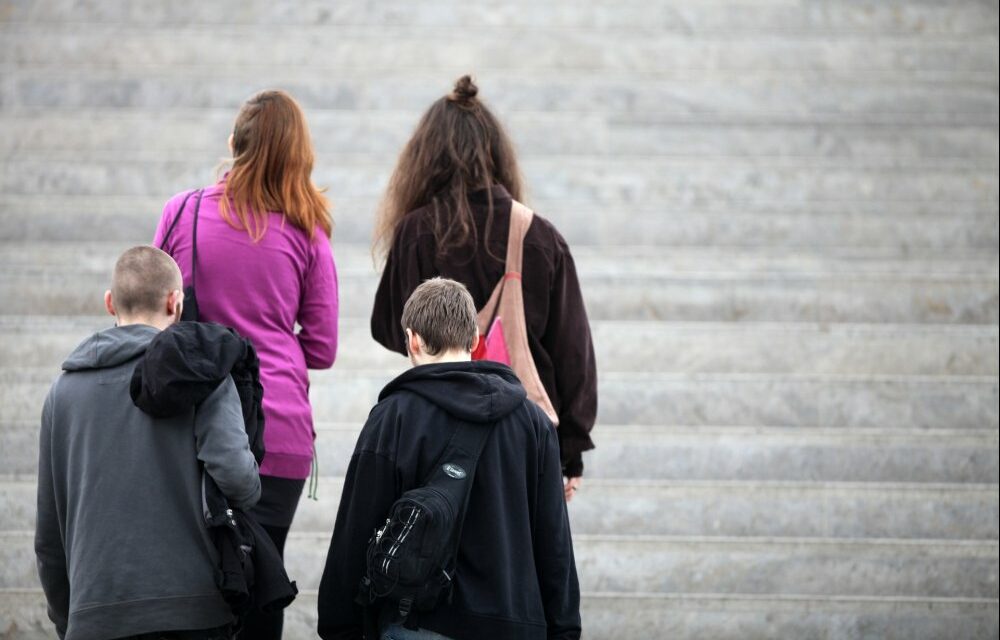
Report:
421,418,497,577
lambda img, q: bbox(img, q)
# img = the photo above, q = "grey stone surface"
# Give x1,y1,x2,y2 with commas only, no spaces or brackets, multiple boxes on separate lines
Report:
592,372,999,429
2,111,998,162
3,72,997,123
2,419,998,484
4,158,998,205
5,242,998,276
5,475,997,538
1,0,997,633
2,257,997,323
3,369,997,429
4,0,999,37
2,531,997,597
284,534,1000,596
3,26,997,75
3,587,997,640
2,315,997,376
3,195,997,249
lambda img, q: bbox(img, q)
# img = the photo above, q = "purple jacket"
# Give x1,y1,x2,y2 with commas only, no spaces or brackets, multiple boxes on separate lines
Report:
155,180,339,479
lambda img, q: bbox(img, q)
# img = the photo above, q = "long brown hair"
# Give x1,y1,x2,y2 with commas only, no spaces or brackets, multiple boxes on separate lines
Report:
374,75,523,261
221,90,331,241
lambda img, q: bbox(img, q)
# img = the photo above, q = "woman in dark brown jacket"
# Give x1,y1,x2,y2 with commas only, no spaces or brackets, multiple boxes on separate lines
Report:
370,75,596,499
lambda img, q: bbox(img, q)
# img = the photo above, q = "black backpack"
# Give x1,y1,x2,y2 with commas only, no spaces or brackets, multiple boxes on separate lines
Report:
356,419,496,628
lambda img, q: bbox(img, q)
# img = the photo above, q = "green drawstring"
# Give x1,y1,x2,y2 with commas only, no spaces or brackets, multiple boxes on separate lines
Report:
307,445,319,501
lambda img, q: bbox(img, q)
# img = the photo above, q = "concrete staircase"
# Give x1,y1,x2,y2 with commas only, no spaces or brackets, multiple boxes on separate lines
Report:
1,0,998,637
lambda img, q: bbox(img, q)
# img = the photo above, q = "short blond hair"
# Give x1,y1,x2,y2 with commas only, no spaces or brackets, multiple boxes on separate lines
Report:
111,245,182,316
401,278,477,355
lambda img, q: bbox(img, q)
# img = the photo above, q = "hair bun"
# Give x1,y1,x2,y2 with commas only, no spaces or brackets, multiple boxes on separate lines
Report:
449,75,479,104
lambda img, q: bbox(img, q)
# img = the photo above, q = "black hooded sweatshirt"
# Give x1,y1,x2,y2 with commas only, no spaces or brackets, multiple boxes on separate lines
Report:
317,361,581,640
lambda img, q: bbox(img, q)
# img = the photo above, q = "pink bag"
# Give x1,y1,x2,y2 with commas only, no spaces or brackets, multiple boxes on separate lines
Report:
472,201,559,425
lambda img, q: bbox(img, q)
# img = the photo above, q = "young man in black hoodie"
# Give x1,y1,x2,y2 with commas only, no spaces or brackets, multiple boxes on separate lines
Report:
318,278,581,640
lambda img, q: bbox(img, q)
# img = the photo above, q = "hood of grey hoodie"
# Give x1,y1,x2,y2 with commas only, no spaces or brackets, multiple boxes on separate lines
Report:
62,324,160,372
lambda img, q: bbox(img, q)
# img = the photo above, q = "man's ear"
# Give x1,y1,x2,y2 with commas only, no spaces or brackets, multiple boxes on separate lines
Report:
406,328,421,357
166,289,183,320
470,329,480,354
104,290,116,318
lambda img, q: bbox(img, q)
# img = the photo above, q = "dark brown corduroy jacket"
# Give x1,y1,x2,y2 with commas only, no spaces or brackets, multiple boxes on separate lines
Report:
371,185,597,476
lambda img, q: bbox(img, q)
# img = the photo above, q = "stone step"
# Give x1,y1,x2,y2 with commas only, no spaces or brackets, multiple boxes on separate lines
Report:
2,111,997,162
3,415,997,483
5,0,998,37
3,195,996,249
2,315,996,376
286,534,999,597
3,158,997,206
4,475,997,538
6,149,998,174
2,588,995,640
3,71,996,124
3,242,997,277
5,531,995,598
0,240,998,324
3,26,996,75
3,261,995,323
2,368,996,429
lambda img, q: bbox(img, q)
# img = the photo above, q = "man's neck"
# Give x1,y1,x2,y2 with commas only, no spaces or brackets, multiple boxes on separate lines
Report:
411,349,471,367
115,316,172,331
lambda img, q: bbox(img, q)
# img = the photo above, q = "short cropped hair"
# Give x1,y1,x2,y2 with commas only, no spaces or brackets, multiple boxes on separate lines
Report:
111,245,182,317
401,278,478,355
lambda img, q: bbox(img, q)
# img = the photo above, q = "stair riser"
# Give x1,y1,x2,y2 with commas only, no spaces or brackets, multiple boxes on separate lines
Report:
2,319,996,376
6,0,999,35
1,589,995,640
2,534,996,598
3,273,997,323
4,160,998,206
4,478,997,538
4,29,998,75
3,372,996,428
4,421,998,484
4,205,997,249
4,73,998,123
3,115,998,161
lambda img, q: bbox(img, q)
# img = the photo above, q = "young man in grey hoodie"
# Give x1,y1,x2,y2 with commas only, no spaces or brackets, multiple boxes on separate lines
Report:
35,245,262,640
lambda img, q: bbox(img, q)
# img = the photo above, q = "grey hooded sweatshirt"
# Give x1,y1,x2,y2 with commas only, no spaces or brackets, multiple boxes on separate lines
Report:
35,324,261,639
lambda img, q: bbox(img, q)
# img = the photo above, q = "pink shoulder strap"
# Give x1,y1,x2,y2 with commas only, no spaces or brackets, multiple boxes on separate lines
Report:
477,200,559,425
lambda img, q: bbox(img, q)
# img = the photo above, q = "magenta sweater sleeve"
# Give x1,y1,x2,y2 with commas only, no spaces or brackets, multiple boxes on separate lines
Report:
297,236,339,370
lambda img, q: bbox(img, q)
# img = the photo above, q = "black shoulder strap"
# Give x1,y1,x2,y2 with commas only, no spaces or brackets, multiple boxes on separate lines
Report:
189,189,204,291
424,419,497,553
158,189,204,284
159,190,197,251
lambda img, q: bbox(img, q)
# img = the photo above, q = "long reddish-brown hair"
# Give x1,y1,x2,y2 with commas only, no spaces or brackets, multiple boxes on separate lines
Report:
221,90,331,241
374,75,523,261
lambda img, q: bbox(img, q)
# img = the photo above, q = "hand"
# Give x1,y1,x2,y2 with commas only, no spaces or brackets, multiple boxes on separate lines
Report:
563,476,582,502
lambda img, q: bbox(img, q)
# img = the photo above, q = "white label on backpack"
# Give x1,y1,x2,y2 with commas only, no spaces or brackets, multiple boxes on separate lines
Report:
442,463,466,479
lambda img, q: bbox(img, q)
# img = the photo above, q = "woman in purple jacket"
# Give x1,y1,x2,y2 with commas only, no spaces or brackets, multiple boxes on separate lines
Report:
155,90,338,639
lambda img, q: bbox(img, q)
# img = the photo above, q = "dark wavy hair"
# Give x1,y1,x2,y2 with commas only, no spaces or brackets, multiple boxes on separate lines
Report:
374,75,523,262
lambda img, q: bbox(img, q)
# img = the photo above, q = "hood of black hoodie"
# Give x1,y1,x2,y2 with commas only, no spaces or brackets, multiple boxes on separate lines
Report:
62,324,159,372
379,361,527,423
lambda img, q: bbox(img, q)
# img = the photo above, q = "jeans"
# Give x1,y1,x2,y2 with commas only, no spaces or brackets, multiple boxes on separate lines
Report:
381,624,456,640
